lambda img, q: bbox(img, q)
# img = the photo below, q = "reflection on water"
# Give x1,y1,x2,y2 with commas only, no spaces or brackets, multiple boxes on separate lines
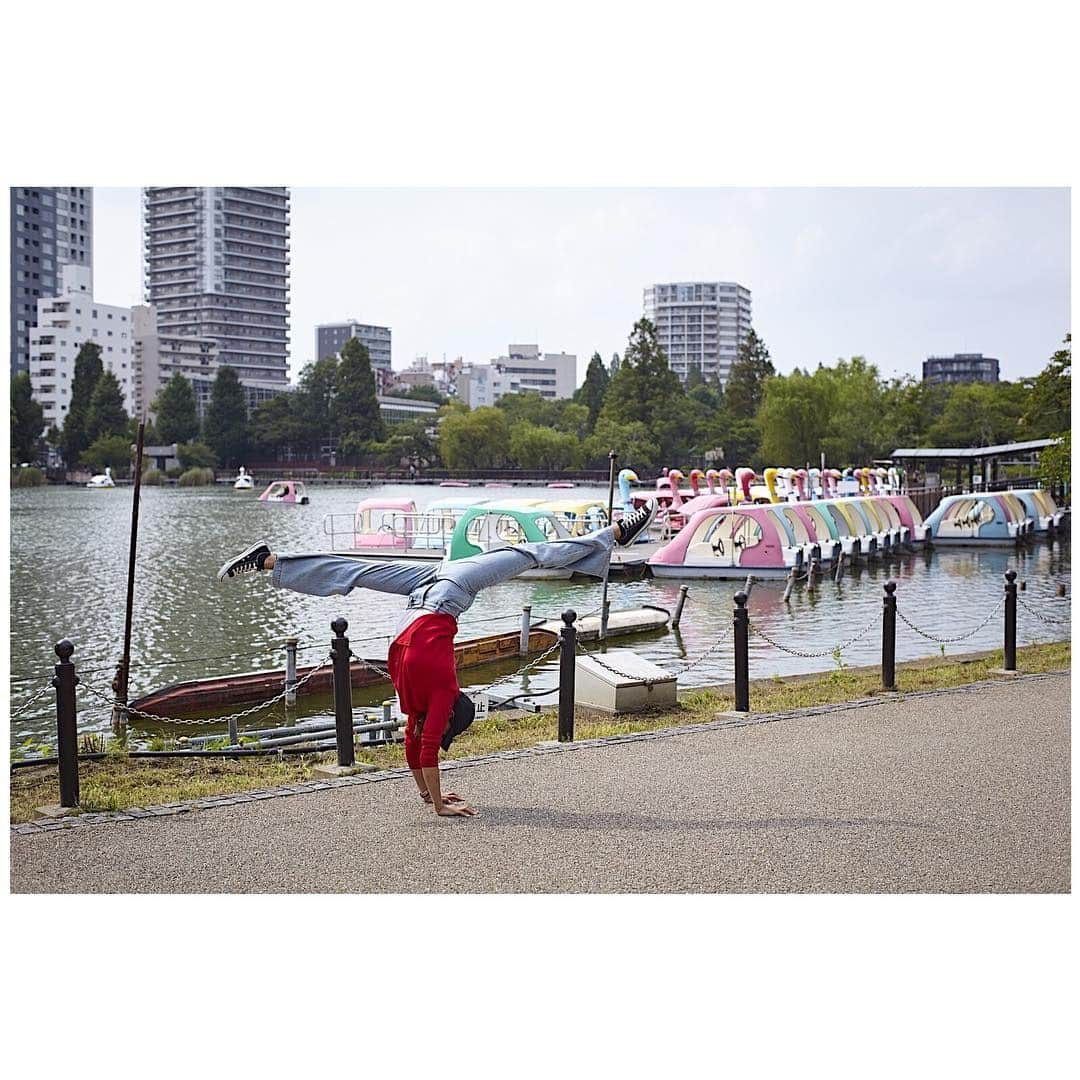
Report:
9,484,1071,746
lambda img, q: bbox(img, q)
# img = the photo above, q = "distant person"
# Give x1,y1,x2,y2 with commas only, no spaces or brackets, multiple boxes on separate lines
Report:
218,499,658,818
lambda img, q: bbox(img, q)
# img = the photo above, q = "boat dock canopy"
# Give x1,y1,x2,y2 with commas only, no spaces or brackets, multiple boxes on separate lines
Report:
890,439,1059,459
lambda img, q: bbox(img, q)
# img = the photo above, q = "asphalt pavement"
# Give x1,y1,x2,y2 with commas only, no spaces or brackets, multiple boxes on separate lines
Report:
10,673,1070,893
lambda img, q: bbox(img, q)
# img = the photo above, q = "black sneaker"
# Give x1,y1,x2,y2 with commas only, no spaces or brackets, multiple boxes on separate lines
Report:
218,541,271,581
616,499,657,546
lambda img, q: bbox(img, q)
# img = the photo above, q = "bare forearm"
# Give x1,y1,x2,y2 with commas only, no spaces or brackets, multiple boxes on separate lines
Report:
421,766,444,811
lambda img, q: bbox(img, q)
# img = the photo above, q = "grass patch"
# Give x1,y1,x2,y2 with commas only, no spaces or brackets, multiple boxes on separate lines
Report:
10,756,320,825
10,641,1069,824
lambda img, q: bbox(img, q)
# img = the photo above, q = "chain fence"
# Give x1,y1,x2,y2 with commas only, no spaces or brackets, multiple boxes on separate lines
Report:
1017,595,1072,630
750,612,880,659
895,596,1006,644
10,680,56,721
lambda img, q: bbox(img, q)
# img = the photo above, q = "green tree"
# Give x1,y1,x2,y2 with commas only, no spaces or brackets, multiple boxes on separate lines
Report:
508,422,581,469
60,341,104,465
81,434,133,475
152,373,199,445
202,365,249,467
816,356,885,464
10,373,44,463
252,393,302,457
177,440,218,469
881,376,950,449
582,417,659,472
335,337,385,451
610,352,621,377
1021,334,1070,438
437,406,511,470
1038,432,1070,487
723,328,774,418
926,381,1027,447
292,357,338,454
758,369,834,464
85,371,130,443
686,362,705,389
573,352,609,431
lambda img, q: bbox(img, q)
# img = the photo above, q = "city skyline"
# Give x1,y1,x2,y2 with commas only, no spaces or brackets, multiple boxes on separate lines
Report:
88,187,1069,387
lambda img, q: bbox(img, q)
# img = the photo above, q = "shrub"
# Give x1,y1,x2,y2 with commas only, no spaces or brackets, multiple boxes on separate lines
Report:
141,468,164,486
177,440,218,470
11,466,46,487
178,467,215,487
165,466,184,479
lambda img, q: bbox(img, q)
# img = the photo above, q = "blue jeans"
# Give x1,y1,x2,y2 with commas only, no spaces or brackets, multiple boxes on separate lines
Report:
271,528,615,633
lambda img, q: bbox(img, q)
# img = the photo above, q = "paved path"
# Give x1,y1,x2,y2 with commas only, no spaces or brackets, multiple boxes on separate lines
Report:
10,674,1070,893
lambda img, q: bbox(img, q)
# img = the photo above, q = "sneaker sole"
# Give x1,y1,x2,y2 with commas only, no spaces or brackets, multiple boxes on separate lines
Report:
218,541,270,582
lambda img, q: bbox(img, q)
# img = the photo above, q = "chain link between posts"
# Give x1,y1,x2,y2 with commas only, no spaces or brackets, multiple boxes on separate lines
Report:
11,680,56,720
1016,595,1072,630
749,612,880,659
895,595,1006,644
76,655,334,726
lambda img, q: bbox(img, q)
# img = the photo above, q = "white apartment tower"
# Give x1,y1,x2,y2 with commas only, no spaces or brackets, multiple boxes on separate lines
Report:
143,187,290,386
644,281,752,384
28,264,135,430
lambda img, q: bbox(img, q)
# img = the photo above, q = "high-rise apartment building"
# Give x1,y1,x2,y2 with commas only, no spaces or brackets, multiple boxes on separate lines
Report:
10,187,93,375
28,264,134,430
644,281,752,384
923,353,1000,385
316,321,392,373
143,187,290,386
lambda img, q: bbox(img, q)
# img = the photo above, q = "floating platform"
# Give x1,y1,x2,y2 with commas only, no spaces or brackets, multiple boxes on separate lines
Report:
535,605,670,641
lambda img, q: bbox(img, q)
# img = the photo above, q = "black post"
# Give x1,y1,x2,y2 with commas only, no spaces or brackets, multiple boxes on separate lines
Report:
331,617,355,766
733,592,750,713
114,420,146,734
53,640,80,808
1004,569,1017,672
882,580,897,690
558,609,577,742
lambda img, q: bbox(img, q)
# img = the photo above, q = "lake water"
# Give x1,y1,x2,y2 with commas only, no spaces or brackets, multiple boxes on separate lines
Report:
8,483,1071,748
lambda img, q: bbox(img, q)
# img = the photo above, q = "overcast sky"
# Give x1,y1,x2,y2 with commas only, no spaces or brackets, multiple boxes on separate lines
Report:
92,187,1069,386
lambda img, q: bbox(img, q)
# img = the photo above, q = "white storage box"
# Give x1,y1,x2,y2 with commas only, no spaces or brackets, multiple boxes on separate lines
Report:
574,649,677,713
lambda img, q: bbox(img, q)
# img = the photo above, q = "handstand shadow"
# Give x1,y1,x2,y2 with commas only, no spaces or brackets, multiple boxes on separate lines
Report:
471,806,937,834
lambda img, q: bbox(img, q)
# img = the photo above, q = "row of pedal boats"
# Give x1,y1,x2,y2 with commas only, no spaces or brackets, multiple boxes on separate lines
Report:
327,486,1066,580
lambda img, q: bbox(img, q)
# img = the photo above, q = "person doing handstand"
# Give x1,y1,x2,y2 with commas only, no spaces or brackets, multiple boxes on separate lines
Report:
218,498,657,818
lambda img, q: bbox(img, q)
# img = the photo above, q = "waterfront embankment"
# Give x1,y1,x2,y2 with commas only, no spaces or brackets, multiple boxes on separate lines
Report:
11,658,1070,893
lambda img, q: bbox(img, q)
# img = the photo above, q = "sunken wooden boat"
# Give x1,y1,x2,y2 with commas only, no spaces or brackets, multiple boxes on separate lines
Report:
130,627,561,719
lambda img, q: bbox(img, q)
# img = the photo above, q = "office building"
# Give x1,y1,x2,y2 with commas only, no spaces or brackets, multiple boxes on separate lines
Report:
28,264,134,430
644,281,752,384
315,321,392,379
923,353,1000,385
378,394,440,425
143,187,290,386
11,186,93,375
459,344,576,407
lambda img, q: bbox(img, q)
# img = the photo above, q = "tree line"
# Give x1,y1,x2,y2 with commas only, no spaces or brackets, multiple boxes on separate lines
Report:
11,321,1070,486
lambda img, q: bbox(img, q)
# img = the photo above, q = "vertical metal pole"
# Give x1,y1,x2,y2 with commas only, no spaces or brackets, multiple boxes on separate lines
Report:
733,592,750,713
599,450,618,642
227,716,239,746
672,584,689,628
882,581,897,690
114,420,146,734
53,640,80,808
331,617,355,766
285,637,298,705
519,605,532,656
1004,570,1017,671
558,609,577,742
